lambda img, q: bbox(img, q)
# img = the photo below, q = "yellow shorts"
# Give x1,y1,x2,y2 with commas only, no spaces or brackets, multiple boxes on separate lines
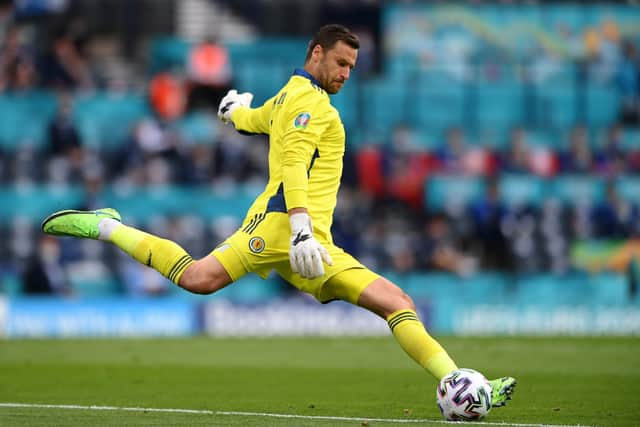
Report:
210,212,379,303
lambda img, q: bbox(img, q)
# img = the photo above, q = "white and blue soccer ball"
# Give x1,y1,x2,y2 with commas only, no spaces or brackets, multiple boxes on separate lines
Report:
436,368,492,421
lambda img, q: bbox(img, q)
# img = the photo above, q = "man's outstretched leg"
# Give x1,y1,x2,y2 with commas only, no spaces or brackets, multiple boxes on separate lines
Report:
42,208,232,294
353,275,516,408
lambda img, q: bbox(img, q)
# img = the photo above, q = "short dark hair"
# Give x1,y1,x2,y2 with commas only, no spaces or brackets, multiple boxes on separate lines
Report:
305,24,360,62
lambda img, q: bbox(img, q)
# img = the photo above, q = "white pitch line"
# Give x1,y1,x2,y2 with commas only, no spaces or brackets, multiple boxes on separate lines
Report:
0,402,593,427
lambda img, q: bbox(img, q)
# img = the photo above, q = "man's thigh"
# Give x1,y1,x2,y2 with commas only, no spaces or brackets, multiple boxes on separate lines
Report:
210,212,291,281
316,266,381,304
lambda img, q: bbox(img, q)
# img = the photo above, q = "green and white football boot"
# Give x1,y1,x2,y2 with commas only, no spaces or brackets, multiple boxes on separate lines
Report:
42,208,121,240
489,376,517,408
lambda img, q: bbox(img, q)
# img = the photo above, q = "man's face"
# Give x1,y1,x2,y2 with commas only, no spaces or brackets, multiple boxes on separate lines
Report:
314,41,357,94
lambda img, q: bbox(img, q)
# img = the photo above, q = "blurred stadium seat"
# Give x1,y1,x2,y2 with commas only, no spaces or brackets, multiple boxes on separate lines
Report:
425,175,486,212
73,92,149,150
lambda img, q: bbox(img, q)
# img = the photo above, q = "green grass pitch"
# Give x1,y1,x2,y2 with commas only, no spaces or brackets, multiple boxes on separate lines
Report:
0,336,638,426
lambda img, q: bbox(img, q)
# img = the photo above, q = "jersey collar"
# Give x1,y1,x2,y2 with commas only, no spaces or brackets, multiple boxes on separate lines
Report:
293,68,322,88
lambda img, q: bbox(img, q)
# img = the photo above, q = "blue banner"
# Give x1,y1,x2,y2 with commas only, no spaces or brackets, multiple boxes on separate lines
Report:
1,297,639,337
5,298,198,337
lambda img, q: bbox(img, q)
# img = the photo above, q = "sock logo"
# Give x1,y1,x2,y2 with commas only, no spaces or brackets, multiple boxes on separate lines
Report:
248,237,265,254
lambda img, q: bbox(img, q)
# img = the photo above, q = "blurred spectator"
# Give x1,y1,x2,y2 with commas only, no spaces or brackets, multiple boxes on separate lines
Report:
357,218,388,272
499,127,531,174
469,179,510,270
383,124,433,209
213,124,257,183
539,199,571,274
149,72,186,121
80,160,107,211
499,126,558,176
436,126,496,175
21,235,69,295
118,74,189,184
586,18,621,83
558,125,594,174
435,126,467,174
39,29,93,90
4,53,36,92
332,186,372,257
186,37,233,111
118,117,184,185
0,0,13,30
0,26,36,92
501,205,542,273
47,94,84,182
355,144,385,198
415,213,477,277
617,40,640,126
595,123,627,177
592,182,639,239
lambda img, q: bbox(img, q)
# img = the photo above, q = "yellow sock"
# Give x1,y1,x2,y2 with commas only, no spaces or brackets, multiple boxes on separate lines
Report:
387,309,458,380
108,224,194,285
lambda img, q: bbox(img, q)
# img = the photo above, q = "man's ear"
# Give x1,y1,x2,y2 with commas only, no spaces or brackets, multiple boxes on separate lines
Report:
311,44,323,61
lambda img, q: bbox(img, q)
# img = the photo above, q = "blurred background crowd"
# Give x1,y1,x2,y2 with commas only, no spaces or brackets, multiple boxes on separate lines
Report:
0,0,639,299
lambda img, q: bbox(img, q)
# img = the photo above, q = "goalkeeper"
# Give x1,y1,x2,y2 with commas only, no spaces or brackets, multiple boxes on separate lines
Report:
42,24,515,407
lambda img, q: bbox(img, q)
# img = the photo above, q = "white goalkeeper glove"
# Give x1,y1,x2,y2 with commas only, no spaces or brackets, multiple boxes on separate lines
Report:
289,213,333,279
217,89,254,124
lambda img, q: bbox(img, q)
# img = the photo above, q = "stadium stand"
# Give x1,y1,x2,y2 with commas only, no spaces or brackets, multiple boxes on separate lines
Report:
0,2,638,307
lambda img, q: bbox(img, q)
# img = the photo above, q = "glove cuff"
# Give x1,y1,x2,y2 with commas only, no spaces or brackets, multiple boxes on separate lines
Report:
289,212,312,235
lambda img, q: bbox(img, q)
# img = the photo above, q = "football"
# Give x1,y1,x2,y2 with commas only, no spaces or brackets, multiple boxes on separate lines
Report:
436,368,492,421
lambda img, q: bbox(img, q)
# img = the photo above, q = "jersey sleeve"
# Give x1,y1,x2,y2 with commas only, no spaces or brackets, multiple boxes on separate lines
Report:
230,95,275,135
280,90,331,210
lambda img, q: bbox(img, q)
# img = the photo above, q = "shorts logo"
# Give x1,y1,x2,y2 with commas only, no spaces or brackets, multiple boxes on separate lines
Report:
294,112,311,129
248,237,265,254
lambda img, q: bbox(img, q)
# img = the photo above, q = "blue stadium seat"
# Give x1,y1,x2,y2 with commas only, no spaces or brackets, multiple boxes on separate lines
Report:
475,81,523,130
149,36,191,72
586,84,620,127
414,68,465,131
536,86,577,129
425,175,486,212
540,5,588,39
192,185,258,221
499,174,548,208
621,128,640,151
549,175,606,206
178,112,219,145
0,185,86,224
615,176,640,205
0,91,57,150
360,78,408,131
73,92,149,150
233,59,289,105
101,185,257,224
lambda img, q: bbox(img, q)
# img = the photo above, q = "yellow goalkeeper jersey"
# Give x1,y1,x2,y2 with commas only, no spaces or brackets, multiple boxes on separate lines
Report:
230,68,345,242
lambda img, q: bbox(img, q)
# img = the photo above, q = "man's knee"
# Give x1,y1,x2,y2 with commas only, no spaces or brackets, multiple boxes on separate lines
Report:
396,290,416,311
357,277,416,318
178,256,232,294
